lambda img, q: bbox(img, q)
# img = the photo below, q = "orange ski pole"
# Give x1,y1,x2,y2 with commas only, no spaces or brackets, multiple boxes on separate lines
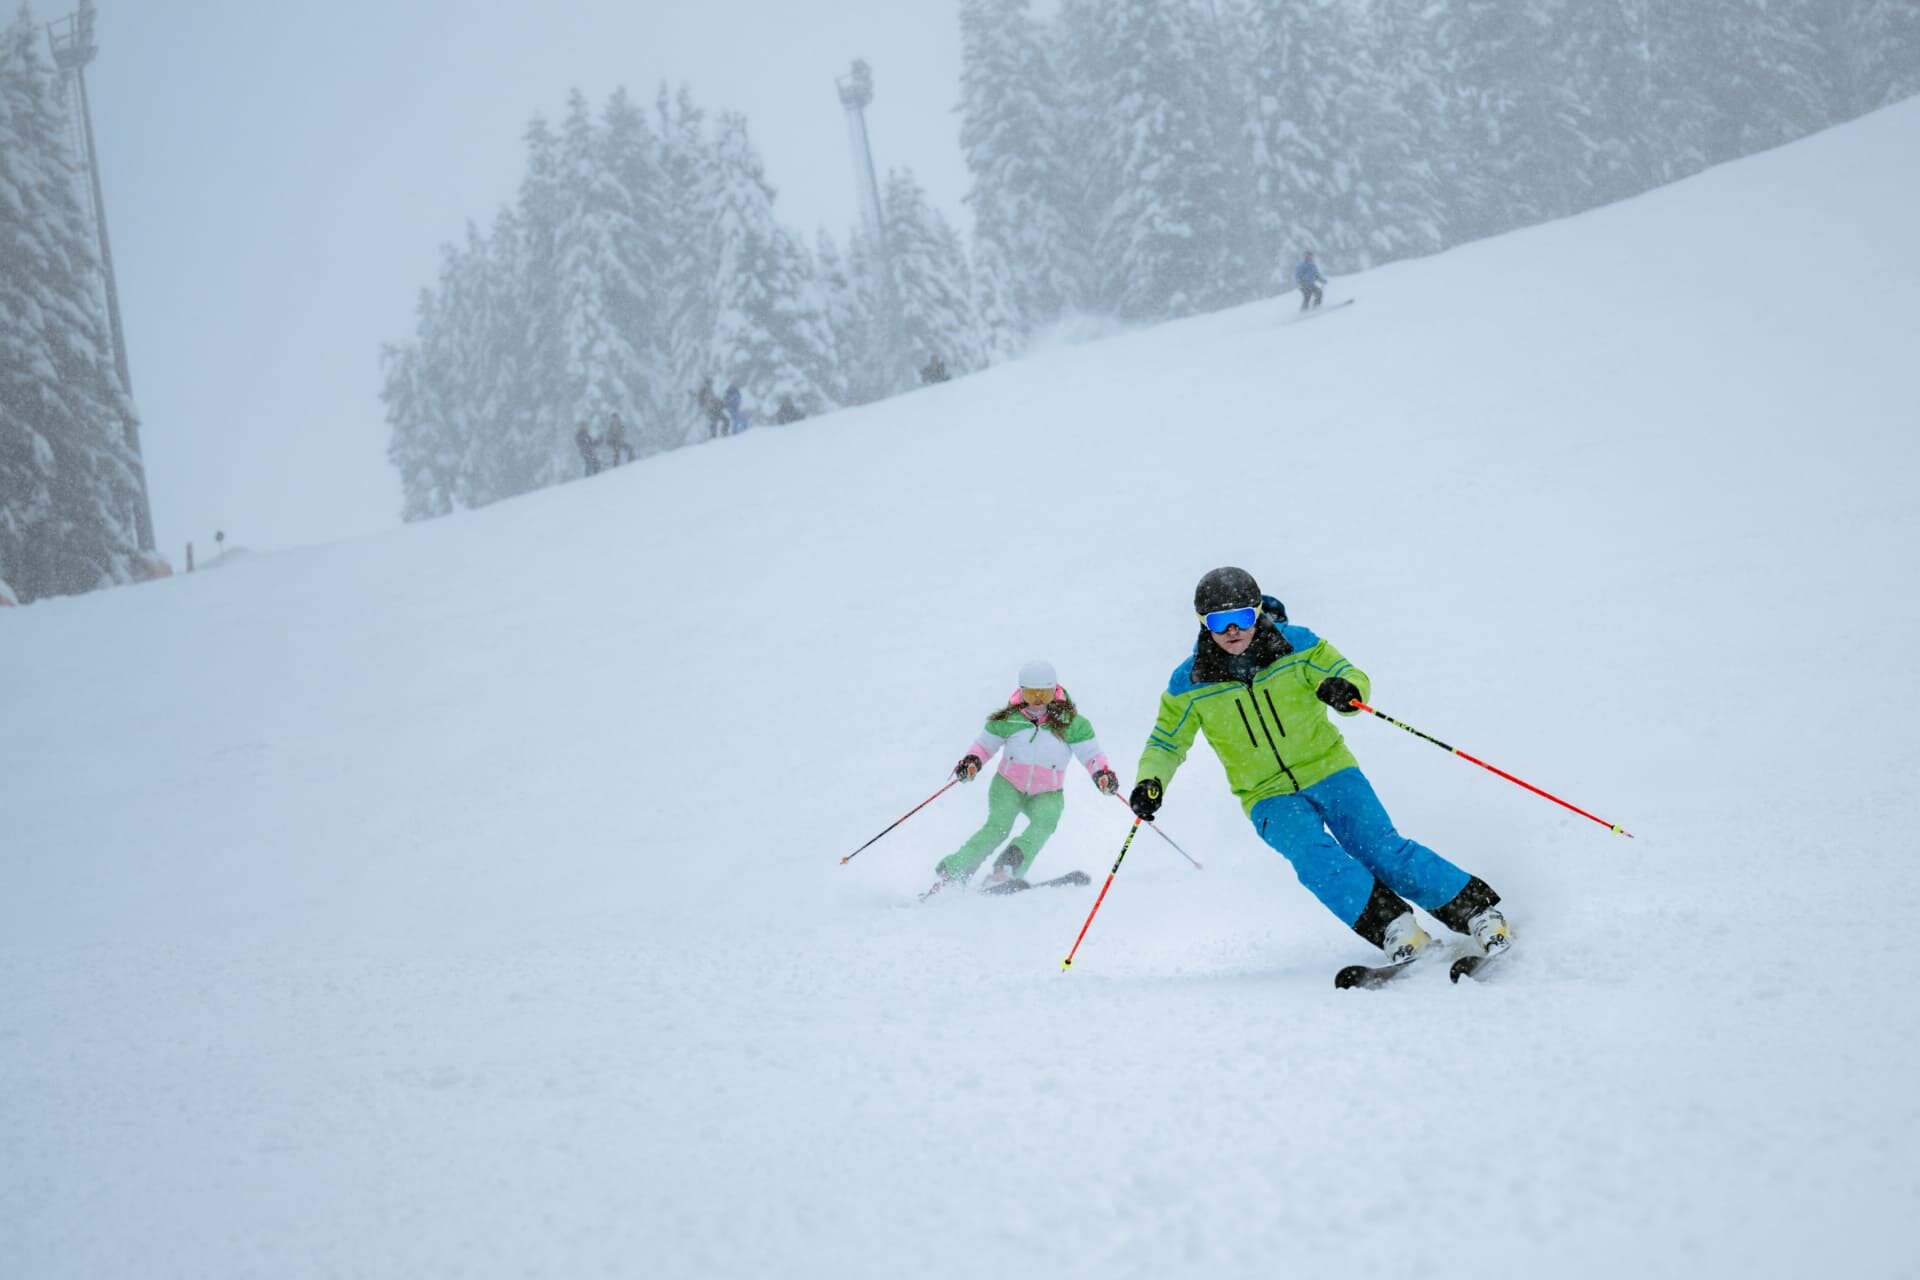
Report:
1350,700,1632,838
1061,818,1142,970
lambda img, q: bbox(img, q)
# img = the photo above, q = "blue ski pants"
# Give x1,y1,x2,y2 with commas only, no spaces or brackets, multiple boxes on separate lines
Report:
1248,767,1471,927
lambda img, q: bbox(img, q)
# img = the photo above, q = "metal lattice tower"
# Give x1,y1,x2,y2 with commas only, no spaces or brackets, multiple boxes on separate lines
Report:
49,0,155,552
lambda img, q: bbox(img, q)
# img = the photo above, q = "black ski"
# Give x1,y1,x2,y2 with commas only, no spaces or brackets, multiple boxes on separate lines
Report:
1449,944,1507,983
1334,957,1419,989
981,870,1092,896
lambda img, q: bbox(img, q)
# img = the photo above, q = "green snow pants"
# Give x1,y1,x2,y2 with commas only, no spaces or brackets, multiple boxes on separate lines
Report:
937,774,1065,880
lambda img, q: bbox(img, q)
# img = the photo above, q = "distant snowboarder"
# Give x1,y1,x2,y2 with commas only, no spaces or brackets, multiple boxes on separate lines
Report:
931,660,1119,896
1294,251,1325,311
1129,567,1511,971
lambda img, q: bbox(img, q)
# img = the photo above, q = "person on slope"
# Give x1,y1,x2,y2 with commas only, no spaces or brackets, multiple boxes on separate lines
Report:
1294,251,1326,311
1128,567,1510,965
574,422,602,476
931,660,1120,896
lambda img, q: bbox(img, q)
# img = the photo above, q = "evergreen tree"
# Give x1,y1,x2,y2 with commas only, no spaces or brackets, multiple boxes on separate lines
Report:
599,87,675,455
491,113,570,495
882,168,982,380
1048,0,1122,314
552,89,658,456
1553,0,1658,208
1825,0,1920,115
1699,0,1832,164
1087,0,1236,319
1241,0,1340,292
812,230,867,407
957,0,1080,355
655,86,721,444
0,10,142,601
703,113,838,426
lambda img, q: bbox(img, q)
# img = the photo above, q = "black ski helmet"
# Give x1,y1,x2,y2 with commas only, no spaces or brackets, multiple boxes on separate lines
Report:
1193,566,1261,616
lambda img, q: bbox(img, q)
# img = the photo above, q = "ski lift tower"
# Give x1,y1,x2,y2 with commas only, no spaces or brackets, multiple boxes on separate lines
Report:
49,0,154,552
835,60,910,392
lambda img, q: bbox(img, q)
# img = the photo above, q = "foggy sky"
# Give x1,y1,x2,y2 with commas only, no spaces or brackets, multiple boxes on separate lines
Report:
78,1,968,556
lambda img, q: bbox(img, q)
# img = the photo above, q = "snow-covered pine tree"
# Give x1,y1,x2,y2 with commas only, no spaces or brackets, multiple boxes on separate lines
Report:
1698,0,1833,165
0,10,142,601
655,86,722,445
1085,0,1237,319
703,113,838,428
1047,0,1123,316
1552,0,1658,209
1442,0,1597,241
599,87,675,456
1240,0,1339,294
1825,0,1920,115
380,334,452,522
496,113,571,495
552,89,657,459
812,230,867,408
882,168,982,381
1313,1,1443,268
957,0,1081,357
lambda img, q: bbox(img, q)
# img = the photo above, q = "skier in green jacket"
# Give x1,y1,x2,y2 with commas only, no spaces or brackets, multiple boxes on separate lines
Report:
929,659,1119,897
1130,567,1511,966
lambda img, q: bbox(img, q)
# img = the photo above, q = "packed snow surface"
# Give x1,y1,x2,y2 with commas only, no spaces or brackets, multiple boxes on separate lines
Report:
6,100,1919,1278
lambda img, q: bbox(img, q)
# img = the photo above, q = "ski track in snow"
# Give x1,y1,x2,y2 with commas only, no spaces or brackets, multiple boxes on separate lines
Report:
4,101,1919,1278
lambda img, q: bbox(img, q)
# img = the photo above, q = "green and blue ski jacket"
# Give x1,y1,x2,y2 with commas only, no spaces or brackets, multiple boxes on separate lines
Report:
1136,620,1370,816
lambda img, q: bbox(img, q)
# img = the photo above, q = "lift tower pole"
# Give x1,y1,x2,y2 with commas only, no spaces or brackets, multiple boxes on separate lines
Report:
835,60,909,394
49,0,154,552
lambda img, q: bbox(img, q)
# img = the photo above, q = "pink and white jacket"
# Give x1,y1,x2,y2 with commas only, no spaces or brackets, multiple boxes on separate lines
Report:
961,688,1113,797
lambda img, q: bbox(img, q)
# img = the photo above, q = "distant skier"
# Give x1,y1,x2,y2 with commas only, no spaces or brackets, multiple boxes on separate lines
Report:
694,378,729,439
1294,251,1325,311
1129,567,1511,967
574,422,601,477
931,660,1119,896
723,384,749,435
604,412,635,465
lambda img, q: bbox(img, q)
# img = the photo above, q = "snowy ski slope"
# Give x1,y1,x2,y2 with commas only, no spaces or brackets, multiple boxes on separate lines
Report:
4,99,1918,1279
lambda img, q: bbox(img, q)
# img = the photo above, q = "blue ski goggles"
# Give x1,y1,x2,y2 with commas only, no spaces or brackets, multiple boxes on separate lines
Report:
1200,605,1260,634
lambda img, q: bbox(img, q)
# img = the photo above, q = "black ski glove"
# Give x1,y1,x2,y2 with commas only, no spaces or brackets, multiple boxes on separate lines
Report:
955,754,982,782
1129,778,1163,821
1092,768,1119,796
1316,676,1362,713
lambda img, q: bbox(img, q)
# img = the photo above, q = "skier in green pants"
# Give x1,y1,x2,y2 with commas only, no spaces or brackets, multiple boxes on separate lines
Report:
930,660,1119,895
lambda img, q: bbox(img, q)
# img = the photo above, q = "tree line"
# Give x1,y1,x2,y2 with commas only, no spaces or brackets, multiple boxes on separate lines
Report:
0,8,145,603
385,0,1915,521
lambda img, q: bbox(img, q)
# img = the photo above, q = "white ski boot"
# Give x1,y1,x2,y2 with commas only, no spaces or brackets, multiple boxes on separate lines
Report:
1467,906,1511,956
1382,912,1433,966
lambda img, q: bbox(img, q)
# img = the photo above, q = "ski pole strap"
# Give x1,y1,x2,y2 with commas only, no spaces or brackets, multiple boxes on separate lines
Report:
1062,819,1141,970
1352,701,1632,838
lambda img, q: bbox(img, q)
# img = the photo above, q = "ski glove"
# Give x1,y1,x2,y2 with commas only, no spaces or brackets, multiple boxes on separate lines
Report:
1092,768,1120,796
954,754,983,782
1129,779,1163,821
1316,676,1362,713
